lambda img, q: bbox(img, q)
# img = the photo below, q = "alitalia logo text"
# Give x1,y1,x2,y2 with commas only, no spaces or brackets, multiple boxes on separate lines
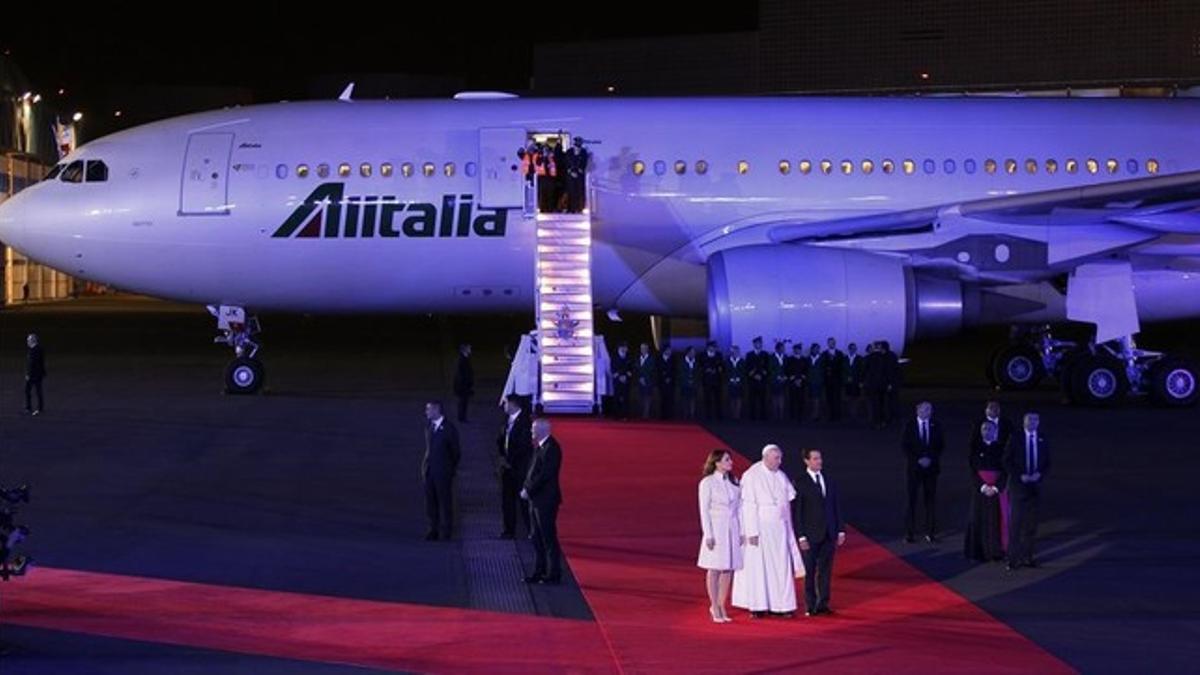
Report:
272,183,509,238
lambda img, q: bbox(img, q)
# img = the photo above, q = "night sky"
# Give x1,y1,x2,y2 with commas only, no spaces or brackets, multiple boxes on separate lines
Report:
3,4,758,101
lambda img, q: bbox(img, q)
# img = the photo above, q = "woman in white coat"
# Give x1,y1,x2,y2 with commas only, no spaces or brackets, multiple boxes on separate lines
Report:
698,449,744,622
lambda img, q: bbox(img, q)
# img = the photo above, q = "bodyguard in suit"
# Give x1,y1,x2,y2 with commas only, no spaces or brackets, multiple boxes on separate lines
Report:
611,342,634,419
637,343,657,418
657,345,677,420
725,345,746,420
453,344,474,423
844,342,866,422
823,338,846,422
24,333,46,415
901,401,945,542
793,448,846,616
1005,413,1050,570
769,341,790,421
746,337,769,421
970,400,1016,453
422,401,461,540
523,418,564,584
786,343,808,422
496,395,533,539
700,341,724,420
678,346,699,420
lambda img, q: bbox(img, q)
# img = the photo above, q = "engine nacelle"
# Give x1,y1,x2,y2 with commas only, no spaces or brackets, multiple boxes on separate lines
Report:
707,245,962,354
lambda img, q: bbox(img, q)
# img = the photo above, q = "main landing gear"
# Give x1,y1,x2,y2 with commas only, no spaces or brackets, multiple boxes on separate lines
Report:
208,305,265,395
989,326,1199,407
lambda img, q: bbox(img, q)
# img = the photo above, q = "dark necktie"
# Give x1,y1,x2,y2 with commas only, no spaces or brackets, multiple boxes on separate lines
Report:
815,473,825,497
920,421,928,446
1027,434,1038,472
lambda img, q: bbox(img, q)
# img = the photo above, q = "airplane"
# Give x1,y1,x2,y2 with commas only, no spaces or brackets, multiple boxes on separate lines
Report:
2,91,1200,407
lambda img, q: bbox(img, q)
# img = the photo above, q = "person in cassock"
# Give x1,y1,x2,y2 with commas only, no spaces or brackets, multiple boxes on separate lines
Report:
965,420,1008,562
732,445,805,618
697,449,743,623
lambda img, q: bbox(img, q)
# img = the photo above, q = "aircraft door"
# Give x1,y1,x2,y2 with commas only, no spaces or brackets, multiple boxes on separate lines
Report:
180,132,234,216
478,127,527,209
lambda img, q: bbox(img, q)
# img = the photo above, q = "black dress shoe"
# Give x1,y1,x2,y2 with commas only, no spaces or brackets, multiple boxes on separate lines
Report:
424,531,439,541
805,610,818,617
924,535,940,543
523,574,545,583
819,607,835,616
750,611,767,619
904,535,916,543
776,611,795,619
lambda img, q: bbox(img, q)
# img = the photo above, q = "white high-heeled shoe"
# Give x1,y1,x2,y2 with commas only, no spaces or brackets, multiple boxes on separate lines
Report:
709,607,723,623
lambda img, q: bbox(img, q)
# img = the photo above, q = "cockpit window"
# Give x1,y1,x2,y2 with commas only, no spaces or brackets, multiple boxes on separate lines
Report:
45,164,65,180
61,161,84,183
86,160,109,182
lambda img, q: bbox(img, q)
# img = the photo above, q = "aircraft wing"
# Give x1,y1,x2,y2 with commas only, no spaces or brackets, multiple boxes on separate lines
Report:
769,169,1200,243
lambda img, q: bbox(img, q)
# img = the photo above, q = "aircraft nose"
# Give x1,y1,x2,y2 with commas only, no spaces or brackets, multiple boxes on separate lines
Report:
0,190,29,250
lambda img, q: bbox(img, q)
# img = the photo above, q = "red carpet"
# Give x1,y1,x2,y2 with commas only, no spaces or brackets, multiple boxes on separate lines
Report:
0,567,616,674
553,419,1076,674
1,420,1076,673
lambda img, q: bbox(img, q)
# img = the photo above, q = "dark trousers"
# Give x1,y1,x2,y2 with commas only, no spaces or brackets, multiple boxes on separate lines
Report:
424,475,454,538
24,379,43,412
702,384,721,419
825,383,842,421
905,468,939,536
789,386,806,421
500,469,530,536
456,395,470,422
612,386,630,419
867,388,887,426
749,383,767,420
1009,486,1041,565
531,502,561,579
659,388,675,420
801,536,836,612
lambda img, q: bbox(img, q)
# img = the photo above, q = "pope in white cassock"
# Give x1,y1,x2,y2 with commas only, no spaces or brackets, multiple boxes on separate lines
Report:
732,444,806,615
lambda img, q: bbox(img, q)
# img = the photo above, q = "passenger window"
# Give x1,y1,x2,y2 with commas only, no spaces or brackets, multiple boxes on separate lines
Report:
444,162,456,177
632,161,645,176
964,159,976,174
317,163,331,178
654,160,666,176
984,159,997,174
943,159,956,174
695,160,709,175
778,160,791,175
401,162,414,178
1086,159,1099,174
881,159,894,174
1045,159,1058,174
841,160,853,175
675,160,687,175
422,162,435,177
922,159,935,174
1125,159,1138,175
465,162,477,177
902,159,915,175
737,160,750,175
1146,159,1159,174
820,159,833,175
275,164,288,179
1004,159,1017,175
1066,159,1078,174
799,159,812,175
360,163,372,178
861,159,874,174
338,163,352,178
297,164,310,178
1025,159,1037,175
1106,159,1118,174
61,160,84,183
381,163,394,178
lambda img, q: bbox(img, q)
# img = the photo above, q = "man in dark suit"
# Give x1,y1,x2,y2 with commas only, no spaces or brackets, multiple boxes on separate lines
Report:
901,401,945,542
1005,412,1050,571
970,400,1015,453
823,338,847,422
844,342,866,423
786,343,808,422
611,342,633,419
746,337,769,421
452,344,474,423
793,448,846,616
421,401,461,541
636,342,657,418
700,341,723,420
657,345,676,420
523,418,563,584
24,333,46,416
496,395,533,539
